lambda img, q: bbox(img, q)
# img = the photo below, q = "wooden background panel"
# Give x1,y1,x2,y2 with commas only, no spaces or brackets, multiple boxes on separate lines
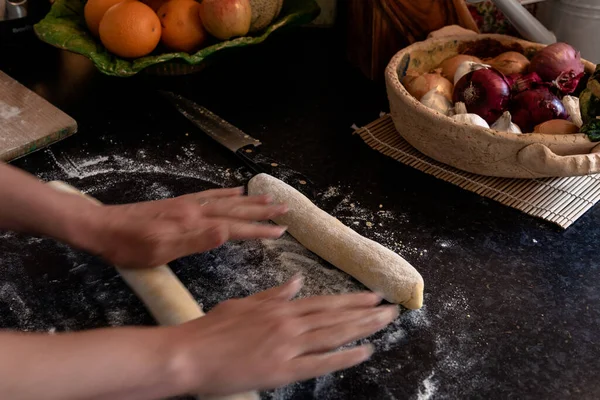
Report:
346,0,479,80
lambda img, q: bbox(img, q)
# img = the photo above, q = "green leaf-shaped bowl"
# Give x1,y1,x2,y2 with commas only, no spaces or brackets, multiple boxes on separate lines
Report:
34,0,320,77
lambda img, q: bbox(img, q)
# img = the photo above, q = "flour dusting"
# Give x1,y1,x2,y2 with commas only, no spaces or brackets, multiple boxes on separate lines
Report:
417,372,438,400
78,156,110,168
0,101,21,120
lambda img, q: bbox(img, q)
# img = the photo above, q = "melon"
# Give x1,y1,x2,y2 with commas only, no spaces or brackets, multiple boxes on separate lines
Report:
249,0,283,33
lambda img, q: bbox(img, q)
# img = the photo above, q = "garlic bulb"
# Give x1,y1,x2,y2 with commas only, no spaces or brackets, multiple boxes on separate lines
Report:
454,102,468,114
451,102,490,128
420,88,452,115
454,61,491,85
452,114,490,128
491,111,522,134
562,95,583,127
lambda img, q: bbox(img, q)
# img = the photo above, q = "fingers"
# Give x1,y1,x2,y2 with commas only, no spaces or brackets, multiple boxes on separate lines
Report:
296,305,398,354
250,275,304,302
290,292,382,316
164,221,286,260
277,345,374,387
225,220,288,241
201,196,287,221
295,306,392,334
206,203,288,221
195,192,273,206
191,187,245,200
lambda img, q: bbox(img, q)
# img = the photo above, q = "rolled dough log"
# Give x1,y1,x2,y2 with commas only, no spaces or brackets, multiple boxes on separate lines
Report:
247,173,424,309
47,181,259,400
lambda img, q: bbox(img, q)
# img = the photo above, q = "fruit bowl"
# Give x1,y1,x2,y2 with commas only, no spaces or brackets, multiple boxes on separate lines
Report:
34,0,320,77
386,33,600,179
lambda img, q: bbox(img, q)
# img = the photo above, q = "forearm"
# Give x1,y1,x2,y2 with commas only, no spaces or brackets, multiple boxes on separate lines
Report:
0,162,95,247
0,327,187,400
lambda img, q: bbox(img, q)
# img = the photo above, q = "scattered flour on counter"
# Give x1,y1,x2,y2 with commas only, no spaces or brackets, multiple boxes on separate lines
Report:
438,240,454,249
105,309,130,326
78,156,110,168
417,372,438,400
39,148,245,201
261,236,364,298
317,184,424,261
40,146,424,261
0,283,32,322
268,384,300,400
313,374,337,399
441,290,469,314
379,321,407,352
148,182,174,199
425,288,487,399
321,185,342,199
405,306,432,328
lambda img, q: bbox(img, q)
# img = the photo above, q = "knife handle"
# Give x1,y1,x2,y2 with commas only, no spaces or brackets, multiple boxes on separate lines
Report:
235,146,318,200
235,147,266,175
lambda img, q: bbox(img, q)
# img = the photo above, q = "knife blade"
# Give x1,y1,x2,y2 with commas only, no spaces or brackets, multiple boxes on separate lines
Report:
161,91,317,197
160,91,261,153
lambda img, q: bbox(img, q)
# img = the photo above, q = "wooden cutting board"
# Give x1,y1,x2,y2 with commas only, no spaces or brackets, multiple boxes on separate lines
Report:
0,70,77,162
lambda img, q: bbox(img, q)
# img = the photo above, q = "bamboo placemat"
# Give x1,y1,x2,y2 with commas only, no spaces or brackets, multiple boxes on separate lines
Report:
354,114,600,229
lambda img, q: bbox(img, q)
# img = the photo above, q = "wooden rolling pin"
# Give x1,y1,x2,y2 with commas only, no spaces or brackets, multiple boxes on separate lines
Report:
47,181,259,400
248,173,424,309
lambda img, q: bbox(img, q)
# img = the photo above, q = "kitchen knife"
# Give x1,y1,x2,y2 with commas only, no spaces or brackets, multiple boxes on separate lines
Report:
160,91,317,197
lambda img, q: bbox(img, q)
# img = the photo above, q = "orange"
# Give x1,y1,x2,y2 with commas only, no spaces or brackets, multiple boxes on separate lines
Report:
142,0,167,12
99,1,162,58
157,0,207,53
84,0,127,37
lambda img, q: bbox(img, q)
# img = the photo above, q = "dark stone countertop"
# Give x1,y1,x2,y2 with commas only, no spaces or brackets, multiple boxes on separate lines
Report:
0,28,599,400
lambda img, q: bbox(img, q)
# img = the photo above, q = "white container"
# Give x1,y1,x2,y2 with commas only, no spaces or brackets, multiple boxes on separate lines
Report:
537,0,600,63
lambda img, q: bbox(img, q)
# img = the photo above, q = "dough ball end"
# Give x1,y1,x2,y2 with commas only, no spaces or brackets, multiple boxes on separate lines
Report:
247,173,271,196
401,281,424,310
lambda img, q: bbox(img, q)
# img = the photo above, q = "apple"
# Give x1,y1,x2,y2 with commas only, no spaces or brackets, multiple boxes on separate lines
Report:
199,0,252,41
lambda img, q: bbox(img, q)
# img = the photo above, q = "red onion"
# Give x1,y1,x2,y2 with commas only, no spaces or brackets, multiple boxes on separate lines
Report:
529,42,585,94
510,88,569,132
505,73,521,87
511,72,544,94
452,68,511,125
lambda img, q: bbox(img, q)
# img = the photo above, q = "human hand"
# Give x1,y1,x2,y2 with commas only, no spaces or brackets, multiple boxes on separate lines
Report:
81,187,288,269
167,276,398,397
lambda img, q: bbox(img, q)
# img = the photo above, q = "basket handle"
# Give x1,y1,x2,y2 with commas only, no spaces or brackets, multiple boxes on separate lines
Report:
517,143,600,176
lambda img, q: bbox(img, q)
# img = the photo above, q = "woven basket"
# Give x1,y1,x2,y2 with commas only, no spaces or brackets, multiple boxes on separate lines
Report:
385,33,600,178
